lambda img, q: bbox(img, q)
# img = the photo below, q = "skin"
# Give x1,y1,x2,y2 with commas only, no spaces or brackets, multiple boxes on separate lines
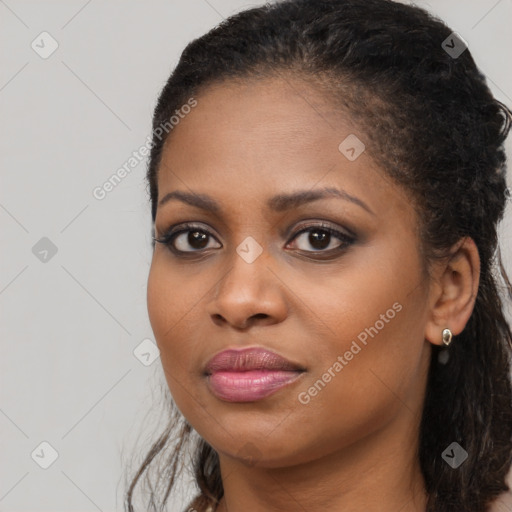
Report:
146,74,480,512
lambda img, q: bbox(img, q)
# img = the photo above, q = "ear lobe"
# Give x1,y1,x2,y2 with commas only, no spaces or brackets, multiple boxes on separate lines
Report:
424,237,481,346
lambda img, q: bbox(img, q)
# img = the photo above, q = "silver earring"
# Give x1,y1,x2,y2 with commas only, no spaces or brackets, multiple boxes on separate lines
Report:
442,328,453,347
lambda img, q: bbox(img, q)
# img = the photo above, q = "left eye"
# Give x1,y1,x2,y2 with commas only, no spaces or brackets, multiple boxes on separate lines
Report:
287,225,354,252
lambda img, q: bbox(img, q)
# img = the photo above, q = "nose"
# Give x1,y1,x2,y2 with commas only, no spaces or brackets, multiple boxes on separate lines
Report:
206,248,288,330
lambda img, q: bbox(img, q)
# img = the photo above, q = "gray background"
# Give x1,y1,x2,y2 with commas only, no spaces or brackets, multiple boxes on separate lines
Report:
1,1,512,511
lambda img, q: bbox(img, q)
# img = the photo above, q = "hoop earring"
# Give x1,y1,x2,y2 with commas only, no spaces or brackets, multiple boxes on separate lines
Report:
442,328,453,347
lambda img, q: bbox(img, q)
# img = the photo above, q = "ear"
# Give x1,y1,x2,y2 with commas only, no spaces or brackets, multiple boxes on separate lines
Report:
424,237,481,346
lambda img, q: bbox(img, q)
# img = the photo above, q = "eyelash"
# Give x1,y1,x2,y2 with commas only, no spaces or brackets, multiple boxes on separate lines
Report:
153,221,356,258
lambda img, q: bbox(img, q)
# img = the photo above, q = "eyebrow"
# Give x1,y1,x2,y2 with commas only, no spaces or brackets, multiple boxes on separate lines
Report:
158,186,375,216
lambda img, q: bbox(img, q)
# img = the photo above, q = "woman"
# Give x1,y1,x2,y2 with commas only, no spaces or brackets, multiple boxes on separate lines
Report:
126,0,512,510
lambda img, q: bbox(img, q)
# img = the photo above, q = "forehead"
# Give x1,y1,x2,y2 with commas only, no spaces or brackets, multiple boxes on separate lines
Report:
156,76,412,222
163,76,348,163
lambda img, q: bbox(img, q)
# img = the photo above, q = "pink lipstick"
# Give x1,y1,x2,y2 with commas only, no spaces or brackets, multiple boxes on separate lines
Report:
204,347,306,402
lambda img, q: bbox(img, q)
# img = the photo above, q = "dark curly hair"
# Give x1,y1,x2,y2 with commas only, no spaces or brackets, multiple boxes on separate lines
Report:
125,0,512,511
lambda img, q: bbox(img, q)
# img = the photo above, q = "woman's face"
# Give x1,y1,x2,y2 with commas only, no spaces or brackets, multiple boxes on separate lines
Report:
147,75,433,468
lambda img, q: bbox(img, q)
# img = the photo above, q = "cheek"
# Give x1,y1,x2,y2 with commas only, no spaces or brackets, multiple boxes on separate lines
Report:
146,258,208,408
147,261,192,374
295,250,425,414
289,305,424,462
147,256,197,343
146,262,171,346
292,253,408,359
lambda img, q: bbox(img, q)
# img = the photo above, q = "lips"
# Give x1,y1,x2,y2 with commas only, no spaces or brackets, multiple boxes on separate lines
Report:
204,347,306,403
204,347,306,375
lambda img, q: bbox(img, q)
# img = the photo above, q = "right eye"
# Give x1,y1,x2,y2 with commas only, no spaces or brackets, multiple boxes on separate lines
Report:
153,224,222,254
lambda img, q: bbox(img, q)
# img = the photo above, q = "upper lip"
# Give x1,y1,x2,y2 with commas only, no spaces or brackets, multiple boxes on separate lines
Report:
204,347,306,374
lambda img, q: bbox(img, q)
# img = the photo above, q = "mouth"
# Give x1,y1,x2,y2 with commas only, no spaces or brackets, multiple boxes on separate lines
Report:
203,347,306,403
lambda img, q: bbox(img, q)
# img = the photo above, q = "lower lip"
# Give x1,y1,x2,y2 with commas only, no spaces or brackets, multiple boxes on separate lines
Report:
206,370,304,402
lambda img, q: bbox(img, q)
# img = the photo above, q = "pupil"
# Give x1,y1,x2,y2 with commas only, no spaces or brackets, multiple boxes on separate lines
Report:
189,231,208,249
310,230,329,250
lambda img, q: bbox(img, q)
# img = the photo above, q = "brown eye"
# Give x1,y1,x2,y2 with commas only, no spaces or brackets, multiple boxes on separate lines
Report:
287,223,355,253
154,221,355,258
173,230,214,251
154,224,221,253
